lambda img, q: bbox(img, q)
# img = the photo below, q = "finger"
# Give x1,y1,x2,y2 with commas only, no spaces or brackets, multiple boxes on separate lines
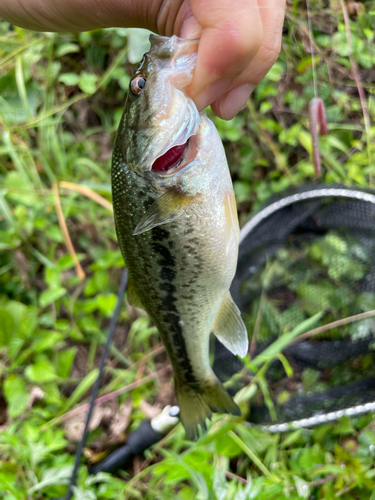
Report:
0,0,162,32
211,83,254,120
167,0,203,39
211,0,286,119
183,0,263,111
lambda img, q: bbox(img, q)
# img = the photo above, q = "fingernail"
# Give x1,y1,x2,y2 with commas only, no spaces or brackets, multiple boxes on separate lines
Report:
193,79,231,111
218,84,253,120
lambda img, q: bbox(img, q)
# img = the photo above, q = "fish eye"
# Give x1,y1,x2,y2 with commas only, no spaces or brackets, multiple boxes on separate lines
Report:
130,74,147,95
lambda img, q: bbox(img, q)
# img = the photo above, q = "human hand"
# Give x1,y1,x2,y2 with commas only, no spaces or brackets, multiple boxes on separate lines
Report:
175,0,286,119
0,0,285,120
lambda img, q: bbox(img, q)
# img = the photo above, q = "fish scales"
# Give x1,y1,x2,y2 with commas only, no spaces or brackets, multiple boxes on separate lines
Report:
112,35,248,439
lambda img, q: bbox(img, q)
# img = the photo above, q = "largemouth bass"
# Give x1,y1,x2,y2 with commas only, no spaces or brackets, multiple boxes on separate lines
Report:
112,34,248,439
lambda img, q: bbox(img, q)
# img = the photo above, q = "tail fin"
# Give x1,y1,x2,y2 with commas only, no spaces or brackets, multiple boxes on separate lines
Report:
175,375,241,440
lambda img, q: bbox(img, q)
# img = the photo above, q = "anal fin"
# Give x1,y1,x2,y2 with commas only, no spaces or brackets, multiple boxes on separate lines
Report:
133,190,196,236
127,276,145,310
212,292,248,358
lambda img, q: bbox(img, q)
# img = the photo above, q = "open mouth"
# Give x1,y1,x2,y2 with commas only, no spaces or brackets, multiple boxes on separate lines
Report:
152,141,188,172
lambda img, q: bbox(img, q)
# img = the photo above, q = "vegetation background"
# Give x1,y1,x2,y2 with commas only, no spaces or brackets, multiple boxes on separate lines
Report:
1,0,375,498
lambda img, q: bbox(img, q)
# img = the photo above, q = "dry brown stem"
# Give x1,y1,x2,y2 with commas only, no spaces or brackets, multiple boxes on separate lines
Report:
52,182,85,280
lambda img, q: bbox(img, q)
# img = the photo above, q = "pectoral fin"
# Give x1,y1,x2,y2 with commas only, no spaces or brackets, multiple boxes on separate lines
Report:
127,276,145,310
133,190,195,236
212,293,248,358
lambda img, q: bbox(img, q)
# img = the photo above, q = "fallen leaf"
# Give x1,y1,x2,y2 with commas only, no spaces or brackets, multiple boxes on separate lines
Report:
139,400,161,420
64,405,113,442
346,1,364,15
27,386,45,409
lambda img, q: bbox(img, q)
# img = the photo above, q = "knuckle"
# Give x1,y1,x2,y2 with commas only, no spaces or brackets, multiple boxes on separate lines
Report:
261,32,282,64
220,18,263,57
234,23,264,60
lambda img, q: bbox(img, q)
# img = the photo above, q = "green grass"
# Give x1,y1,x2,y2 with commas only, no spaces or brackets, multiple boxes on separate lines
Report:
1,1,375,498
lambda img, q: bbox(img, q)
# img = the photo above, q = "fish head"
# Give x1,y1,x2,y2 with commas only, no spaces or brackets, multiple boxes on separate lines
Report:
118,35,202,180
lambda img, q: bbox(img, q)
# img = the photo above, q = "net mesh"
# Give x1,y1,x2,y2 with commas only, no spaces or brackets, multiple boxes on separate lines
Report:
213,185,375,430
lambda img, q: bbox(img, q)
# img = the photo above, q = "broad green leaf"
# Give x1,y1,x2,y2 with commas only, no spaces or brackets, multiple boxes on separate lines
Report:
96,294,117,315
265,61,285,82
0,309,15,346
298,129,314,153
56,43,80,57
4,374,29,419
157,461,190,483
39,287,67,307
5,171,38,206
59,72,79,86
4,300,26,332
33,330,64,352
0,471,20,497
71,485,96,500
0,229,20,250
29,465,73,493
17,306,38,339
78,71,98,94
45,267,62,288
56,346,77,378
296,55,320,73
333,416,355,435
214,115,243,142
57,253,78,270
25,355,58,383
215,434,242,457
8,337,24,359
127,28,152,64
